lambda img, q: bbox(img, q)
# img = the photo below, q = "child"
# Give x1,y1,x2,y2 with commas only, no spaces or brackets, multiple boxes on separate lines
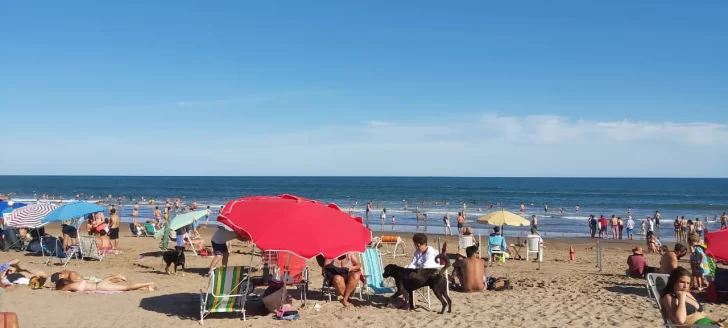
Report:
688,233,710,291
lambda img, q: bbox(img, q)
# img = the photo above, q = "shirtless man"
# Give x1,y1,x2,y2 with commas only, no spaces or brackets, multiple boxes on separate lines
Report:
452,246,488,292
660,243,688,274
721,212,727,229
153,206,161,228
610,215,619,239
457,212,465,235
109,208,120,250
132,202,139,225
520,203,525,213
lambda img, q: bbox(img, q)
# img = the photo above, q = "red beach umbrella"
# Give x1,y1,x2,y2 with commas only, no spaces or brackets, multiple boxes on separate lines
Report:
217,194,372,259
705,228,728,264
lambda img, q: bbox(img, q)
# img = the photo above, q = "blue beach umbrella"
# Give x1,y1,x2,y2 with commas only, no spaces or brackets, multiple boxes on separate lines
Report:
40,202,105,224
0,201,27,214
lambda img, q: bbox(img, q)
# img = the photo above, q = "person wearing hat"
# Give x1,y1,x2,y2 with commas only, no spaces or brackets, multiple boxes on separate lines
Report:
626,246,652,278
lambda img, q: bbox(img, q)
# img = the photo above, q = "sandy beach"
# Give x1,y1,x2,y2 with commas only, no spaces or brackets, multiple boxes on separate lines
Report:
0,224,725,328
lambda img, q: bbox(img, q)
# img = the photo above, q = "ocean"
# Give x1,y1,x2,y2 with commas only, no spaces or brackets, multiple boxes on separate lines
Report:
1,176,727,241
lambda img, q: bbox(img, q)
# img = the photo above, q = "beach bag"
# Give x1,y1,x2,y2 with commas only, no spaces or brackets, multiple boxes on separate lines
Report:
486,277,512,291
262,286,292,313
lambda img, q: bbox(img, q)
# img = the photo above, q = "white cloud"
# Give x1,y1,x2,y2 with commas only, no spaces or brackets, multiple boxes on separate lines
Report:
3,113,727,177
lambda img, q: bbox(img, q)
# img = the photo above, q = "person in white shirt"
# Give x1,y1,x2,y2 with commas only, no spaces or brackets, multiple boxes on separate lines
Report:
207,225,246,275
402,233,440,306
406,233,440,269
626,216,636,240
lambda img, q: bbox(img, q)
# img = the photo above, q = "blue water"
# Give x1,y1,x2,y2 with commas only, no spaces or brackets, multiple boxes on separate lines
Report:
1,176,727,240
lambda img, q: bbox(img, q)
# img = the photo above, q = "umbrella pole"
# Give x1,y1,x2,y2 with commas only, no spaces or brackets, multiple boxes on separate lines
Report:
242,244,255,321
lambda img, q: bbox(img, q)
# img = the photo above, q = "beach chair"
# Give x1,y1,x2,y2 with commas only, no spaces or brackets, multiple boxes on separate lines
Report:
129,223,144,237
2,228,26,251
199,266,249,324
645,273,716,327
488,235,507,263
459,235,475,250
275,252,309,304
525,235,540,261
78,236,105,261
144,222,157,236
361,248,395,298
372,236,407,258
39,236,70,267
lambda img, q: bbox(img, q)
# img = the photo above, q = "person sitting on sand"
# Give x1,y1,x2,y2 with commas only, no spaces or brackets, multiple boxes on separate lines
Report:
661,243,689,274
55,277,155,292
646,232,660,253
317,253,363,307
661,267,725,326
626,247,655,278
452,246,488,292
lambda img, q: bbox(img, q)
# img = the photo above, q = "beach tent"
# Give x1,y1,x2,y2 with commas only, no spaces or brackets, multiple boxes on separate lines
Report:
705,228,728,264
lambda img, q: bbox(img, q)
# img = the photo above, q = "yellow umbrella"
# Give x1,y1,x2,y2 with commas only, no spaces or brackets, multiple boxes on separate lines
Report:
477,209,530,226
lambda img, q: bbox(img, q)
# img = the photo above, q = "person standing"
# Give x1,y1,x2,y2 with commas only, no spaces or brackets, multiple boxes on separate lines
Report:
531,215,538,230
721,212,727,229
207,226,246,276
617,217,624,240
520,203,525,213
654,210,661,227
674,216,681,241
443,213,452,236
589,215,597,238
610,215,619,239
132,202,139,225
457,212,465,235
626,216,635,240
153,207,161,228
108,209,120,250
695,217,704,238
647,217,655,234
598,216,607,238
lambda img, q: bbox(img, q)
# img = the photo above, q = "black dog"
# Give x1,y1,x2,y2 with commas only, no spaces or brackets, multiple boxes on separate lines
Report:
162,246,186,276
382,254,452,314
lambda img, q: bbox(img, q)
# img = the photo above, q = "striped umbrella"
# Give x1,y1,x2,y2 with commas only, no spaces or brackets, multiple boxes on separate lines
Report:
6,203,60,228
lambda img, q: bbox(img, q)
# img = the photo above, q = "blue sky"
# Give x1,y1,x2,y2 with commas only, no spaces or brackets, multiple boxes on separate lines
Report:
1,1,727,177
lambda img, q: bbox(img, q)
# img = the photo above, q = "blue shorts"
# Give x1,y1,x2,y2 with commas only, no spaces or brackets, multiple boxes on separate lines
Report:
191,221,197,230
211,242,228,255
626,228,633,235
175,233,185,247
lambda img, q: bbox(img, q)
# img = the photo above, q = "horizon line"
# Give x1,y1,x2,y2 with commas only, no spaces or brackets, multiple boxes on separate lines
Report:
0,174,727,179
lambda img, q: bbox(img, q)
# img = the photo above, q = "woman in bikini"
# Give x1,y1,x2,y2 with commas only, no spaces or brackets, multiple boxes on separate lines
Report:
661,267,724,326
55,277,155,292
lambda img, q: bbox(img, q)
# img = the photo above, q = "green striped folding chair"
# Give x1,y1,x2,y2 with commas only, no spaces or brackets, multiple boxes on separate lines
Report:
199,266,249,324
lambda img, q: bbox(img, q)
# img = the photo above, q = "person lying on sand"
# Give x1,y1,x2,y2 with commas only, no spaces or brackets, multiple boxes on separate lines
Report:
1,259,128,287
55,278,155,292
